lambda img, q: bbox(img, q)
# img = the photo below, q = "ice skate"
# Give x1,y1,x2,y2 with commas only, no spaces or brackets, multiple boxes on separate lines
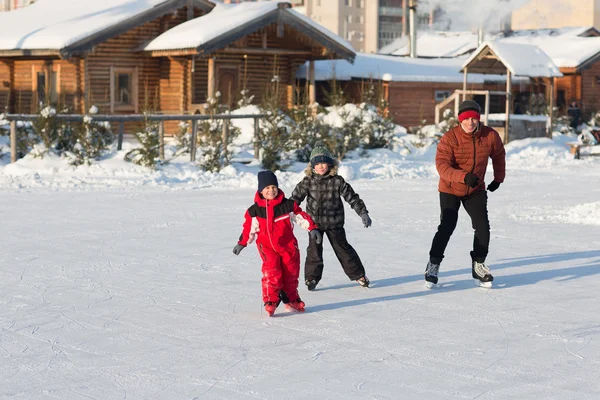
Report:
356,275,370,288
285,298,305,312
424,261,440,289
305,279,318,291
264,301,278,317
472,261,493,288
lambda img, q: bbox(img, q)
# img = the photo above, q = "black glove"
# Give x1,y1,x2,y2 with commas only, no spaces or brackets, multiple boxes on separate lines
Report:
464,173,480,188
361,213,372,228
309,229,322,244
487,181,501,192
232,244,246,255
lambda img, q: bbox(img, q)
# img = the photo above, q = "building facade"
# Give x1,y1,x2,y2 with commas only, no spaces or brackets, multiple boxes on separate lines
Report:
0,0,33,11
301,0,433,53
512,0,600,30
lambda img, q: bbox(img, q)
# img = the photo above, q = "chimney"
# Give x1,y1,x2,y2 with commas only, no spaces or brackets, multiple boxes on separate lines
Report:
402,0,408,37
477,25,484,46
409,0,417,58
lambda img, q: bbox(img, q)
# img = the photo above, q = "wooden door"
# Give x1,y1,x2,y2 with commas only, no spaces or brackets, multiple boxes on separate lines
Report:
217,65,239,108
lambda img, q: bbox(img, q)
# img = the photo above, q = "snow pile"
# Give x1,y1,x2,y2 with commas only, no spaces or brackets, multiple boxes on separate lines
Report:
0,114,595,191
504,136,576,169
512,201,600,226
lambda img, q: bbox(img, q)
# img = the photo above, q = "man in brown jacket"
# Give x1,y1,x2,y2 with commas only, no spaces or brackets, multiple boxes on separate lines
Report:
425,100,506,288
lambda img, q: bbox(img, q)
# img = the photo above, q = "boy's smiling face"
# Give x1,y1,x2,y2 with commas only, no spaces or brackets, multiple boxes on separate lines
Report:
261,185,278,200
313,162,330,176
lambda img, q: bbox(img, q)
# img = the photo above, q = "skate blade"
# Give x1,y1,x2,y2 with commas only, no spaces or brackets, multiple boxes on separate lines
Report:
474,279,492,288
285,305,305,313
425,281,438,289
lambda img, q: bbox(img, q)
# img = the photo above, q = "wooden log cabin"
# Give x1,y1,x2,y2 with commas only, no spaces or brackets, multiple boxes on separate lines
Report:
0,0,355,134
142,1,355,119
0,0,216,117
295,53,527,129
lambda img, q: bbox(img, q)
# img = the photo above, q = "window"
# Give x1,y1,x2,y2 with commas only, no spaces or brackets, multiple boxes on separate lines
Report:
435,90,451,102
110,66,138,112
32,64,60,106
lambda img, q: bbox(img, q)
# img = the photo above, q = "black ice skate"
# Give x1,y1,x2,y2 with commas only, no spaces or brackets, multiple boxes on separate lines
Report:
356,275,370,288
424,261,440,289
472,261,493,288
305,279,318,291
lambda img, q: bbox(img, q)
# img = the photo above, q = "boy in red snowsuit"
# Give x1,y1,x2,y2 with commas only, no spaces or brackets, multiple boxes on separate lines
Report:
233,171,322,317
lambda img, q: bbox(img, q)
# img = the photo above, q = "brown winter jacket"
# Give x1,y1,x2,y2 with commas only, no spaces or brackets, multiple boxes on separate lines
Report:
436,123,506,197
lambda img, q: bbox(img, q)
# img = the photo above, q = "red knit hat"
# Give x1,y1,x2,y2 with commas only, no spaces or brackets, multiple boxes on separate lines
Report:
458,100,481,122
458,110,480,122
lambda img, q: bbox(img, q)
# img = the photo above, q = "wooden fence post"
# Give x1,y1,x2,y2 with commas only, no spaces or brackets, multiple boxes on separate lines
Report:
10,120,17,163
117,122,124,150
253,117,260,160
190,120,198,162
222,118,229,163
159,121,165,160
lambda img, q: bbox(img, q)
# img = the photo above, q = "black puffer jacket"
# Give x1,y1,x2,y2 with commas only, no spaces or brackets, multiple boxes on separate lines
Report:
291,165,368,230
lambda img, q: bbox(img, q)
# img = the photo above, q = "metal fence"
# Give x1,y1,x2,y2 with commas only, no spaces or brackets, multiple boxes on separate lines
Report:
4,113,267,163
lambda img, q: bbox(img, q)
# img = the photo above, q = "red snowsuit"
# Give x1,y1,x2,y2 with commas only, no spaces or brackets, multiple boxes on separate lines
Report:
238,190,317,304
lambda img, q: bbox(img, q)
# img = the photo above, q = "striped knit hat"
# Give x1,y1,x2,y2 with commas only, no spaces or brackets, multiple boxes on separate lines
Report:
310,142,335,167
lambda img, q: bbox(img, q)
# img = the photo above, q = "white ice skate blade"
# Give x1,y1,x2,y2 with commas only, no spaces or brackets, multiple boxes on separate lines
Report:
425,281,438,289
474,279,492,288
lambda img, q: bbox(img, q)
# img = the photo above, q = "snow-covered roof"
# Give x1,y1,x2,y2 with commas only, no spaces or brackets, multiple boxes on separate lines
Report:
294,52,527,83
143,2,354,60
499,33,600,69
0,0,214,56
462,41,563,78
379,27,600,70
379,31,479,58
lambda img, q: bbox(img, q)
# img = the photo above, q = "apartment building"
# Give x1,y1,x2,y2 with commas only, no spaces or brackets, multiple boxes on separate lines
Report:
302,0,432,53
512,0,600,30
0,0,33,11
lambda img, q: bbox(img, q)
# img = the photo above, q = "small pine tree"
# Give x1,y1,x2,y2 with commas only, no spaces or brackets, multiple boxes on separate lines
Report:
358,79,396,149
288,82,326,162
257,65,293,171
68,107,114,166
437,108,458,133
124,114,161,168
197,92,241,172
31,105,59,155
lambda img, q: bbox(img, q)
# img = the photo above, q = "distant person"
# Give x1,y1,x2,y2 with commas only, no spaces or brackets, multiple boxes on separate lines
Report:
291,142,371,291
233,171,322,317
568,101,582,130
424,100,506,289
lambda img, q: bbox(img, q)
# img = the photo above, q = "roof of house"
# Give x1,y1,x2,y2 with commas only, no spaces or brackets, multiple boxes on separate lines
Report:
379,27,600,70
294,52,528,83
461,41,563,78
143,1,355,62
0,0,214,58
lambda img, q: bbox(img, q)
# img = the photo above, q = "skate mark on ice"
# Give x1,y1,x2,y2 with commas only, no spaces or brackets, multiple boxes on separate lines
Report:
195,358,245,398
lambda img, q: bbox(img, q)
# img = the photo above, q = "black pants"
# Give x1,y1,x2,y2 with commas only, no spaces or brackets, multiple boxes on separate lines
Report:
429,190,490,264
305,227,366,282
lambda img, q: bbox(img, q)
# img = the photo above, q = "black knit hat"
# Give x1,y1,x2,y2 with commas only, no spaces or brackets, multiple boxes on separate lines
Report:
458,100,481,115
310,142,335,167
257,170,278,192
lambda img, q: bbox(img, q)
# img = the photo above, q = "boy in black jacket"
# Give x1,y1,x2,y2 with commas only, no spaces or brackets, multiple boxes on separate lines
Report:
291,143,371,291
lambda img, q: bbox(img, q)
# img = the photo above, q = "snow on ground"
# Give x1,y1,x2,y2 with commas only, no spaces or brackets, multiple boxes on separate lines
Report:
1,128,600,399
